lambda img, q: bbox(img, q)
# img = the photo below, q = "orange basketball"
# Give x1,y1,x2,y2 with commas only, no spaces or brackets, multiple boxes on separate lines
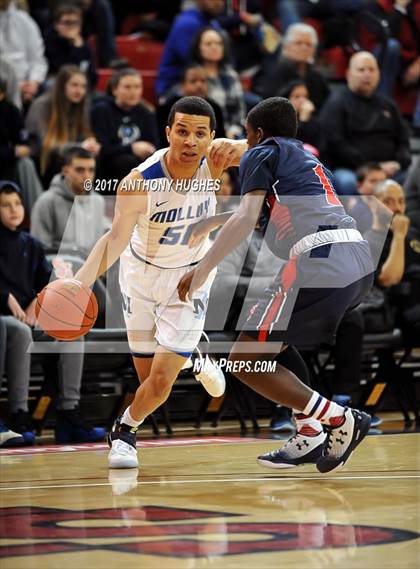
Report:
35,279,98,341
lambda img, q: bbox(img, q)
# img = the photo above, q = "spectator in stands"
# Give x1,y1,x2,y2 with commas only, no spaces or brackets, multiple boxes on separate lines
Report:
25,65,100,186
0,77,43,215
156,0,225,99
156,63,225,147
31,145,106,255
217,0,281,73
255,23,330,110
278,79,325,156
91,68,158,183
365,179,420,346
0,315,25,447
404,155,420,231
78,0,122,68
0,77,31,181
347,163,387,233
191,27,246,138
44,3,97,87
320,51,411,195
0,180,106,444
0,0,48,105
0,56,21,108
369,0,420,95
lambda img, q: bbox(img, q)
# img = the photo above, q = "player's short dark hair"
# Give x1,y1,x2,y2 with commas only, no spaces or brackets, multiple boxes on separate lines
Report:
0,180,22,200
247,97,298,139
168,96,216,132
61,145,94,166
356,162,383,183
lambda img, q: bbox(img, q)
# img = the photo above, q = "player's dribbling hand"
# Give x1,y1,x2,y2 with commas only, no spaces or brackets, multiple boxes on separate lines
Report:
177,267,208,302
209,139,237,171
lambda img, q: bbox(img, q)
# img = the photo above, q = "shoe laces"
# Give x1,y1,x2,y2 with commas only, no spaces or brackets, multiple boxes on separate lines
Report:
112,439,136,455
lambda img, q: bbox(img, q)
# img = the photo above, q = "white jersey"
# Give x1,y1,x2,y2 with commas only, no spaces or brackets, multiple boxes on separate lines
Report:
130,148,217,269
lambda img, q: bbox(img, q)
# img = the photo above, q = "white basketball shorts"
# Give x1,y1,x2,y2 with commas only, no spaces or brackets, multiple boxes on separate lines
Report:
119,245,216,357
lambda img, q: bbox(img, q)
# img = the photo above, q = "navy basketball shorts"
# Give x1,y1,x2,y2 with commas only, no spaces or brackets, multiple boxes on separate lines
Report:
243,241,374,346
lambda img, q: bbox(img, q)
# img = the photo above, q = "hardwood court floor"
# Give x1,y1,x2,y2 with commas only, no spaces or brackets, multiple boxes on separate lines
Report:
0,433,419,569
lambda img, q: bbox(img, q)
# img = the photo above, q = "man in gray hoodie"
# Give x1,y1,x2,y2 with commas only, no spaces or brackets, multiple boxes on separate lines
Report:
31,146,107,257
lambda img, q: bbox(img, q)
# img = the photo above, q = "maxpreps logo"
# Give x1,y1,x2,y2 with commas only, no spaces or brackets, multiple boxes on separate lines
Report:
0,506,418,558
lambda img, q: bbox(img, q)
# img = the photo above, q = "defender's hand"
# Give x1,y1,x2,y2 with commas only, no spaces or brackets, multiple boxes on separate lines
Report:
177,267,208,302
209,139,238,171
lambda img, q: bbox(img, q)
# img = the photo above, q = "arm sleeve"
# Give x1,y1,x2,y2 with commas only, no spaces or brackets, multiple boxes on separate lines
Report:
239,146,277,196
25,16,48,83
30,197,54,249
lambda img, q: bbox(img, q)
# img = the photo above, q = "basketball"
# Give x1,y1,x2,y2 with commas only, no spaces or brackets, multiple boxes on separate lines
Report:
35,279,98,341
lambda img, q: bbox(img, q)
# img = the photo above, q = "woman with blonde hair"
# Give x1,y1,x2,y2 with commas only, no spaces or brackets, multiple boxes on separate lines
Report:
25,65,100,184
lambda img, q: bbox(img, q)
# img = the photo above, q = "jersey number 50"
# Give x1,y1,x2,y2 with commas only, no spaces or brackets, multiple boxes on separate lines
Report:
159,224,195,246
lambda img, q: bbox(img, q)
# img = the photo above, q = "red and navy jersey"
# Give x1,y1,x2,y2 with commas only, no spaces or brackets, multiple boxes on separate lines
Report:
239,137,357,258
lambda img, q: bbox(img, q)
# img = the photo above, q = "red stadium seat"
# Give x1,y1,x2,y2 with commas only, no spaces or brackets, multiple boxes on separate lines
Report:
321,47,349,81
96,68,113,92
116,35,164,71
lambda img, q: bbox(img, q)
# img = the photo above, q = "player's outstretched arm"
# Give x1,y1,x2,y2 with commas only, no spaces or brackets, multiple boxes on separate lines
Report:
178,190,266,301
207,138,248,177
187,210,236,247
74,171,147,287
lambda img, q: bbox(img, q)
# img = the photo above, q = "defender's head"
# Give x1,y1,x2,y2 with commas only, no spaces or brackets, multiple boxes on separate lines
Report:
245,97,298,147
166,96,216,165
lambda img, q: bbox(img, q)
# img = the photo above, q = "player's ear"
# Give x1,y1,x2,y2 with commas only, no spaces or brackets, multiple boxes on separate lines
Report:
165,125,171,144
256,127,264,144
210,130,215,141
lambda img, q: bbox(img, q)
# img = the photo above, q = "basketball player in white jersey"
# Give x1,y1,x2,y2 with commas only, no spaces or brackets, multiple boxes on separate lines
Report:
73,97,247,468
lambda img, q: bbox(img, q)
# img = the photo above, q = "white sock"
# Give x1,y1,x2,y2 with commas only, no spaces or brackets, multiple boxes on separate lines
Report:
301,391,345,426
121,406,143,429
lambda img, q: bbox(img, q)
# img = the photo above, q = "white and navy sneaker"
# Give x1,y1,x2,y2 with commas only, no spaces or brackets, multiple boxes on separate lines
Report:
108,416,139,469
257,430,327,469
316,407,371,473
193,344,225,398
